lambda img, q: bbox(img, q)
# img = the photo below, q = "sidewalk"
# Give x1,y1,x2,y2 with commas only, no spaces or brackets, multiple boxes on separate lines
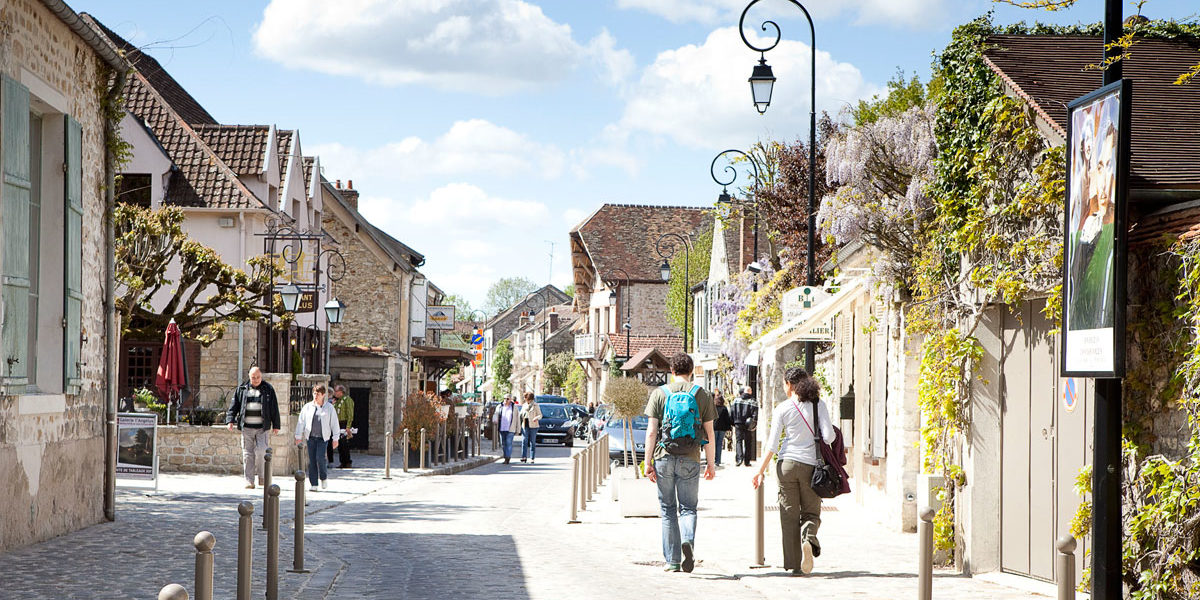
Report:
570,462,1056,599
0,448,495,600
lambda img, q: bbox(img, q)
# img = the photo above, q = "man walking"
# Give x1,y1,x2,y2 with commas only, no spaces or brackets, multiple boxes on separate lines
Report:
331,385,355,468
730,385,759,467
226,367,281,489
645,353,716,573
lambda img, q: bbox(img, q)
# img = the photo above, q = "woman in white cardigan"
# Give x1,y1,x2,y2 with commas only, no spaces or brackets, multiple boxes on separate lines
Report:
294,384,340,491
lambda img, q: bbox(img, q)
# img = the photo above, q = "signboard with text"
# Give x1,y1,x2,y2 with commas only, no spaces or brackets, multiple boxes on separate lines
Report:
116,413,158,482
781,286,830,321
427,305,456,330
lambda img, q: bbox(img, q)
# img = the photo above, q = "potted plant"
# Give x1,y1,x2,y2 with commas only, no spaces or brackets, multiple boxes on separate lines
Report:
398,392,445,463
132,387,167,424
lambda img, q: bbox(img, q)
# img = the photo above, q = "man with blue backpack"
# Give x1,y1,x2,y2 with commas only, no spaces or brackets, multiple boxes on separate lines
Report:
645,353,717,573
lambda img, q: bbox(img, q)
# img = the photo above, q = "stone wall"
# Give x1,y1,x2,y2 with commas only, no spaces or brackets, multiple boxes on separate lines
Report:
627,283,678,337
0,0,113,553
198,325,259,406
157,420,299,475
330,351,393,454
322,207,402,351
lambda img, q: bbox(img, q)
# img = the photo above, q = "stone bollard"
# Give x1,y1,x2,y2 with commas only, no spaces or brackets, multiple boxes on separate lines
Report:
236,501,253,600
753,477,765,567
193,531,215,600
384,429,393,480
402,429,410,473
288,471,309,574
159,583,189,600
266,484,281,600
578,448,588,512
261,447,274,529
419,428,427,469
568,452,581,523
918,507,935,600
1056,535,1077,600
586,445,595,501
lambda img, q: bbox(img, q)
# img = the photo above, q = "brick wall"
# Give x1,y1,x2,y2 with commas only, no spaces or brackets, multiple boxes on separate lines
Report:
627,283,678,337
198,325,258,404
0,0,114,553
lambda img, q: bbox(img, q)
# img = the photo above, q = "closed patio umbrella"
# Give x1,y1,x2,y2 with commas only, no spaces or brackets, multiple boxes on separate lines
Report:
155,319,187,423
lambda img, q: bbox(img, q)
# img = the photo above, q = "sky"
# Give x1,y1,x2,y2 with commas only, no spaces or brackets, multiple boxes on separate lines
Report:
75,0,1199,309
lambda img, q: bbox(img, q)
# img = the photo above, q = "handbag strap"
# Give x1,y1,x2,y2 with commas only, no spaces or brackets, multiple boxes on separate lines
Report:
791,398,824,444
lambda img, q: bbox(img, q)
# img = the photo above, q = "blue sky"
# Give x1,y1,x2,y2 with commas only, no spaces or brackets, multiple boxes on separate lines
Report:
76,0,1198,309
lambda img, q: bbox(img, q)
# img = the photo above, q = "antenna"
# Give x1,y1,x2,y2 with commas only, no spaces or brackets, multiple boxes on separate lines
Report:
545,240,555,286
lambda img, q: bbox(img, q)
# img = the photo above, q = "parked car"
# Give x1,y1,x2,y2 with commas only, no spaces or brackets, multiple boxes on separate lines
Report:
566,404,591,440
606,415,648,465
534,403,576,446
535,394,569,404
590,404,613,440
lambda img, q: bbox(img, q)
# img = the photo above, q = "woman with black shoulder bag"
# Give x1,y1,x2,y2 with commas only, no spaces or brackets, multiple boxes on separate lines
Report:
750,367,835,575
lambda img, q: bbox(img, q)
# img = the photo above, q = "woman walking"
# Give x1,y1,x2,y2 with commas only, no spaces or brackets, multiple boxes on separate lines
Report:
519,392,543,464
494,395,521,464
712,392,732,467
294,384,340,492
750,367,834,575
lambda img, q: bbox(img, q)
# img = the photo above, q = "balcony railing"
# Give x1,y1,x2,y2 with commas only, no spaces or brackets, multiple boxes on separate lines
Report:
574,333,597,359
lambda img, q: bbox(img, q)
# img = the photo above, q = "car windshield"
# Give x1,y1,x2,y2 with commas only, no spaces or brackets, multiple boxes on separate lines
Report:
535,395,568,403
539,404,569,419
607,416,649,430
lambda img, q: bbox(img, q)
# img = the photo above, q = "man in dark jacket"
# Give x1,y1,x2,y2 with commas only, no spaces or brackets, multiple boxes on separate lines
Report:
226,367,281,489
730,386,759,467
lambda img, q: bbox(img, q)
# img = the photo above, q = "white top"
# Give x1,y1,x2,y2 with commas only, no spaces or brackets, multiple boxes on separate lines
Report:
294,401,341,442
764,395,835,466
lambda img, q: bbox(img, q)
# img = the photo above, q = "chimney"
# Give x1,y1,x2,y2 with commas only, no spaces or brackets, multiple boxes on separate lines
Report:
549,311,560,333
335,179,359,211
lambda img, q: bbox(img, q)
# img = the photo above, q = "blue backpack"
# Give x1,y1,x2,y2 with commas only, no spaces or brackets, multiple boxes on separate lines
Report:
659,384,705,455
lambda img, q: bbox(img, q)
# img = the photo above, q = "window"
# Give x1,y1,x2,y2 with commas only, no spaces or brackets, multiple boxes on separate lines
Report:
115,173,152,207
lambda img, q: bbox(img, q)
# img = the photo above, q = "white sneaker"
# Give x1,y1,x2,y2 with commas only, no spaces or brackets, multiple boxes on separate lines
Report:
799,522,814,574
310,486,318,492
320,479,327,490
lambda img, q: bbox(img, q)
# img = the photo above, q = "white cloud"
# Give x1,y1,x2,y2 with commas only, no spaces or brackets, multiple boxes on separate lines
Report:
254,0,636,93
615,27,879,149
616,0,952,28
404,183,550,228
585,29,636,89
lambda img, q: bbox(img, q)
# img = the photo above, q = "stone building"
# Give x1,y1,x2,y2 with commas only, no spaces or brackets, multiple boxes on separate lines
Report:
510,304,579,395
0,0,127,552
478,285,570,397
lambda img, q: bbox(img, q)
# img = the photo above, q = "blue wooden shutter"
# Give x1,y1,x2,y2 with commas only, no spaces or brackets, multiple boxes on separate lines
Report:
64,115,83,393
1,75,31,394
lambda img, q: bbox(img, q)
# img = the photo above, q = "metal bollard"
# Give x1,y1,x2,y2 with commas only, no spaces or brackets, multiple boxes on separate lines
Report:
236,501,253,600
193,531,215,600
266,484,280,600
1056,535,1077,600
288,471,309,574
384,429,392,480
419,428,427,469
918,507,935,600
261,447,273,529
753,478,766,567
578,449,588,511
159,583,189,600
583,446,592,503
568,452,580,523
402,429,410,473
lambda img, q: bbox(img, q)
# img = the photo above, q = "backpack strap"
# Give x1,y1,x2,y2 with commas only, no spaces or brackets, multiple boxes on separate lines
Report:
687,384,699,398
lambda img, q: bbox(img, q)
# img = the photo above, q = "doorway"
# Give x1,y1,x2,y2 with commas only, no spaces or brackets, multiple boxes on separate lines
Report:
349,387,371,451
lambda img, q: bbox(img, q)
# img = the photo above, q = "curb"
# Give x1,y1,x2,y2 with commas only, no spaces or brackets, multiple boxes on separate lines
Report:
416,455,496,476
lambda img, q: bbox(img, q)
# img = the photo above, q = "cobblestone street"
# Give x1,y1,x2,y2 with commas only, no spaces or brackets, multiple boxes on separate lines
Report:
0,437,1068,599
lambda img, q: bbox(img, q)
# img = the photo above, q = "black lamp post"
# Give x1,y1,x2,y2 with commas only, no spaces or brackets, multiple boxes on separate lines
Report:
712,148,761,269
523,290,549,377
606,268,633,362
739,0,818,374
656,233,693,354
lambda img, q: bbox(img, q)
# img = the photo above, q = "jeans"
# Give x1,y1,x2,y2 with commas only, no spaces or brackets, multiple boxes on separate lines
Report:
500,431,515,459
521,426,537,460
654,455,702,565
306,437,328,487
712,430,727,465
240,427,270,485
777,459,822,570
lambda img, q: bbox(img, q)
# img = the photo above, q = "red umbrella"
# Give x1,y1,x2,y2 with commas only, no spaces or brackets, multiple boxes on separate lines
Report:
155,320,187,419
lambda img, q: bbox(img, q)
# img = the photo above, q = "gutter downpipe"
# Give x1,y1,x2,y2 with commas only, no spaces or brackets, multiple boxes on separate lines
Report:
238,211,247,378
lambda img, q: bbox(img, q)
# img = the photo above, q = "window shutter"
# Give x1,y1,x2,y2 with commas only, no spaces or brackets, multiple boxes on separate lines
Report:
64,115,83,393
1,75,31,394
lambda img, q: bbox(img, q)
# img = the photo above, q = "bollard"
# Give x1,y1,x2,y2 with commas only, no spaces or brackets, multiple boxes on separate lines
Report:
159,583,189,600
266,484,281,600
578,448,588,512
918,507,935,600
261,447,273,529
568,452,580,523
193,531,214,600
753,477,766,567
402,429,410,473
236,501,253,600
288,471,309,573
1056,535,1077,600
384,429,392,480
491,421,498,451
592,441,601,493
419,428,427,469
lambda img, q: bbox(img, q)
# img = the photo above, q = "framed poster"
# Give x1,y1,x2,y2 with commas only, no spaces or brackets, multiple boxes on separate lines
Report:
116,412,159,482
1061,79,1130,377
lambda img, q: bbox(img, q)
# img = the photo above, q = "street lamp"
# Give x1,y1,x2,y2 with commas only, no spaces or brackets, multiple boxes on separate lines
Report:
323,298,347,325
656,232,693,354
278,283,302,313
740,0,818,373
712,148,761,269
606,268,633,362
523,291,549,384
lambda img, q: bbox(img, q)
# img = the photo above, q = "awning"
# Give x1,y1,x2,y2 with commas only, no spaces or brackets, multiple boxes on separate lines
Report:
753,278,868,351
621,347,671,372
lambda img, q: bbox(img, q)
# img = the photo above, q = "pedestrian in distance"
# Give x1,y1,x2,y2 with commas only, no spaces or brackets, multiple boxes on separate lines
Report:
519,392,543,463
332,385,355,468
494,395,520,464
751,367,835,575
226,366,281,490
712,392,733,467
645,353,716,573
730,385,759,467
294,384,340,491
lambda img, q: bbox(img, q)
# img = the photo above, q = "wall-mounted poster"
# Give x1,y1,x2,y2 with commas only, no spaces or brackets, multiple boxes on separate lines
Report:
116,412,159,483
1062,79,1130,377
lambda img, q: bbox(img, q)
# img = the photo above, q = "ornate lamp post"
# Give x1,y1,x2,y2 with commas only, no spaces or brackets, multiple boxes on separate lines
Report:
605,268,633,362
712,148,761,268
656,233,693,354
739,0,818,373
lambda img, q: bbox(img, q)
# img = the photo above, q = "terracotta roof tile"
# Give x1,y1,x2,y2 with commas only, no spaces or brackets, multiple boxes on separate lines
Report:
192,125,270,175
605,332,684,359
276,130,294,204
303,157,315,195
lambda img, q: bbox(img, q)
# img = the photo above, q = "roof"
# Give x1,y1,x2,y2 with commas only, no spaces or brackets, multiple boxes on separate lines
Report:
321,179,425,268
83,15,216,125
983,34,1200,196
276,130,295,204
621,347,672,372
303,157,315,195
605,332,684,359
191,125,270,175
488,285,572,326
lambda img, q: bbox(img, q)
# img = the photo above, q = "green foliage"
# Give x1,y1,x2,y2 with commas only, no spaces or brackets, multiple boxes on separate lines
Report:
544,351,573,393
564,359,587,404
848,69,939,126
441,294,476,321
492,339,514,398
484,277,540,314
665,228,713,347
564,283,575,298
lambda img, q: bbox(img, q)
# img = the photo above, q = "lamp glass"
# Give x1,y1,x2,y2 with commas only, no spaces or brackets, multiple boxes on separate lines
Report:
279,283,302,312
608,290,617,307
749,60,776,114
659,260,671,282
324,298,347,324
718,190,732,204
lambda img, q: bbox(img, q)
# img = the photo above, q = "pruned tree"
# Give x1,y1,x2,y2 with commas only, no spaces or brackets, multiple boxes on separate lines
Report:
543,351,573,394
492,339,514,398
